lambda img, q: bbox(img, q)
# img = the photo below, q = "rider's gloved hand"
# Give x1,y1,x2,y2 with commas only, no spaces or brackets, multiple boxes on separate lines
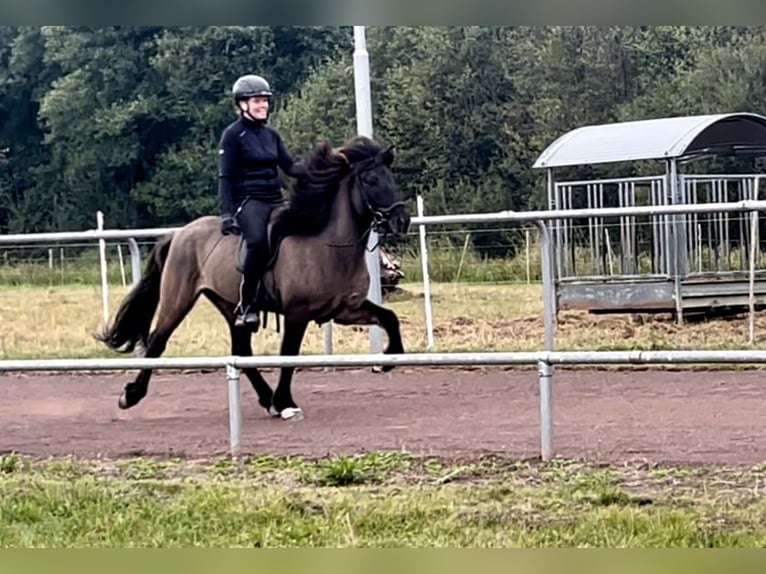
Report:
221,215,241,236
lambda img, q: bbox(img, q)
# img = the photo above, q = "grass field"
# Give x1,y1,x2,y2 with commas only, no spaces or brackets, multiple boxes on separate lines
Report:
2,452,766,547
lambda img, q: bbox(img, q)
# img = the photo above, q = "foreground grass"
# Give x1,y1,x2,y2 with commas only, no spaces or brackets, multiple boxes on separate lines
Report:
1,452,765,547
0,282,762,360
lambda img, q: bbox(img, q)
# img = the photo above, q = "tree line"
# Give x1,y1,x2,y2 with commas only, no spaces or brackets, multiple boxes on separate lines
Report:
2,26,766,256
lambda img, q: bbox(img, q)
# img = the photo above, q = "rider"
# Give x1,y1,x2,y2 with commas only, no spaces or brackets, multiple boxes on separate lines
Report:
217,73,305,330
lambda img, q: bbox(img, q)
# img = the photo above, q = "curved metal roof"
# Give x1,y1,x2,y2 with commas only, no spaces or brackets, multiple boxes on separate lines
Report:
532,112,766,169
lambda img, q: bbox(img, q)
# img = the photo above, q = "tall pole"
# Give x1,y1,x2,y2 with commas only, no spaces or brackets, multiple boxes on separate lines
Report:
353,26,384,354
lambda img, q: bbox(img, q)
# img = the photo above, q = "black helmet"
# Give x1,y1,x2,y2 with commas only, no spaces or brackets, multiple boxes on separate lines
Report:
232,74,272,102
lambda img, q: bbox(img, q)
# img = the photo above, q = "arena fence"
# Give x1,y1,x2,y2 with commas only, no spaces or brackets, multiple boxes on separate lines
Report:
4,201,766,460
4,200,766,354
2,349,766,460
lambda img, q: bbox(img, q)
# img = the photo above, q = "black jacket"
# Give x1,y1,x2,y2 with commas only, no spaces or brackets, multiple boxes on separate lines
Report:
217,116,300,214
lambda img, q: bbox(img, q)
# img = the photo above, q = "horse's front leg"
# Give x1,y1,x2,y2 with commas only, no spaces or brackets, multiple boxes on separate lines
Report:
333,299,404,372
272,318,309,420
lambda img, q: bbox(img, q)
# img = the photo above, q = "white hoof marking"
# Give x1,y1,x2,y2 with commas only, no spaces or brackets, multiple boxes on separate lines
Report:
280,407,304,421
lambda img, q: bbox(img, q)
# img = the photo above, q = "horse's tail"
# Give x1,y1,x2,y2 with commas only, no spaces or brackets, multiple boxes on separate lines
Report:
95,234,173,353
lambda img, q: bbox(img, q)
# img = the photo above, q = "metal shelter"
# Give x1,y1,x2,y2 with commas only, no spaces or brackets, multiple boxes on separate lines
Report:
533,112,766,316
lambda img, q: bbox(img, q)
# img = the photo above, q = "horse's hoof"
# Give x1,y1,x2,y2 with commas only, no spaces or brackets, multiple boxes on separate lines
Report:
371,365,384,373
268,406,280,417
118,393,130,410
280,407,304,421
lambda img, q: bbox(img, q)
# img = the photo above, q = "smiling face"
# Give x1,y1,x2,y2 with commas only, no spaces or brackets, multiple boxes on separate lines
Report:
239,95,270,121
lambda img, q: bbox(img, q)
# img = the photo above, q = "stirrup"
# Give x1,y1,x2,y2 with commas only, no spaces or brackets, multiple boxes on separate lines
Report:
235,308,260,330
236,270,264,330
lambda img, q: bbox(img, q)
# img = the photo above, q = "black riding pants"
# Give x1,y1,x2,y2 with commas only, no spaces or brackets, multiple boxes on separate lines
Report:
235,197,282,302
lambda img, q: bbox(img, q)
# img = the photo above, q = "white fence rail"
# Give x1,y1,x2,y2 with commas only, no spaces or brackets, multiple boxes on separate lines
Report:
4,201,766,460
2,349,766,460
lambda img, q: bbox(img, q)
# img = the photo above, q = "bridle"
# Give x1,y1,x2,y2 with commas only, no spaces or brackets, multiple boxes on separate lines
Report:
337,150,407,242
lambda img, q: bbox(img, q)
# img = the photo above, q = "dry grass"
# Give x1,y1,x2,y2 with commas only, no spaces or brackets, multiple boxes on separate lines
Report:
0,282,764,360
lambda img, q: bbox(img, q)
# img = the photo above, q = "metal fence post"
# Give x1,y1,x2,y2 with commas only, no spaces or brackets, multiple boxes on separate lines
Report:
96,211,109,326
417,194,435,349
534,221,556,350
537,357,554,461
353,26,384,355
226,362,242,458
323,321,333,355
127,238,142,286
535,220,555,461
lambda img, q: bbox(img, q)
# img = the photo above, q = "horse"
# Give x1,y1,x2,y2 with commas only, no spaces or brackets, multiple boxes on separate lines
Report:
95,135,412,420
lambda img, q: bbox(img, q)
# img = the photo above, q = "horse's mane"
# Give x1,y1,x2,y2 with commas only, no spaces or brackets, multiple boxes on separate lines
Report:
274,135,383,238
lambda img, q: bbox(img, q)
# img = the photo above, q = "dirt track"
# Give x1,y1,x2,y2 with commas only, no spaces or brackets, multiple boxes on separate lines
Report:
1,367,765,466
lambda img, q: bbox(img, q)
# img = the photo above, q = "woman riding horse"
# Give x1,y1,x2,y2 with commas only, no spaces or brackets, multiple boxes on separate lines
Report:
97,132,411,422
218,73,307,331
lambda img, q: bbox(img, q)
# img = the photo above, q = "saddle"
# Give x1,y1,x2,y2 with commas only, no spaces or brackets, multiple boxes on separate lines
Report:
234,221,282,275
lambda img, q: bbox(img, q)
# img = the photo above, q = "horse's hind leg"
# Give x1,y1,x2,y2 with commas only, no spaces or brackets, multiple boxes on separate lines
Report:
119,277,199,409
333,299,404,372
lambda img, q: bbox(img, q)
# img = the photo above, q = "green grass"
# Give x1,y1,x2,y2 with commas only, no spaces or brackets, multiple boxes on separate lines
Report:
1,453,766,547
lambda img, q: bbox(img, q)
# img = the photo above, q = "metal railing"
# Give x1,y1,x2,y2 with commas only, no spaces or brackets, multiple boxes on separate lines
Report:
2,349,766,460
5,200,766,461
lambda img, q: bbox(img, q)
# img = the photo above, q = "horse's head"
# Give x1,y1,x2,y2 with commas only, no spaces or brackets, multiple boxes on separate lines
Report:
342,143,411,238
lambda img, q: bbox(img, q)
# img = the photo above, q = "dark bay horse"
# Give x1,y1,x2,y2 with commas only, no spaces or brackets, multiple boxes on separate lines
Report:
96,135,411,420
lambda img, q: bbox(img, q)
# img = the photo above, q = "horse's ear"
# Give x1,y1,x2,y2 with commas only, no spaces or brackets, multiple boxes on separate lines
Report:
381,145,395,166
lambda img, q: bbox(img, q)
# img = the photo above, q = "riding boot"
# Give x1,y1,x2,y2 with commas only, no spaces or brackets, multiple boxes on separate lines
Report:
235,248,266,330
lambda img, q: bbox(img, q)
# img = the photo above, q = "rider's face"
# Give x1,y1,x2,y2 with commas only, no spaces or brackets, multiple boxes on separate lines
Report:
240,96,270,120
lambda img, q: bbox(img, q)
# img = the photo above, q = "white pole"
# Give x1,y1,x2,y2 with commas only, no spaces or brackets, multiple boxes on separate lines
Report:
226,363,242,458
117,244,126,287
749,208,758,344
417,195,435,349
97,211,109,326
323,320,333,355
353,25,384,354
525,228,531,284
455,233,471,284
